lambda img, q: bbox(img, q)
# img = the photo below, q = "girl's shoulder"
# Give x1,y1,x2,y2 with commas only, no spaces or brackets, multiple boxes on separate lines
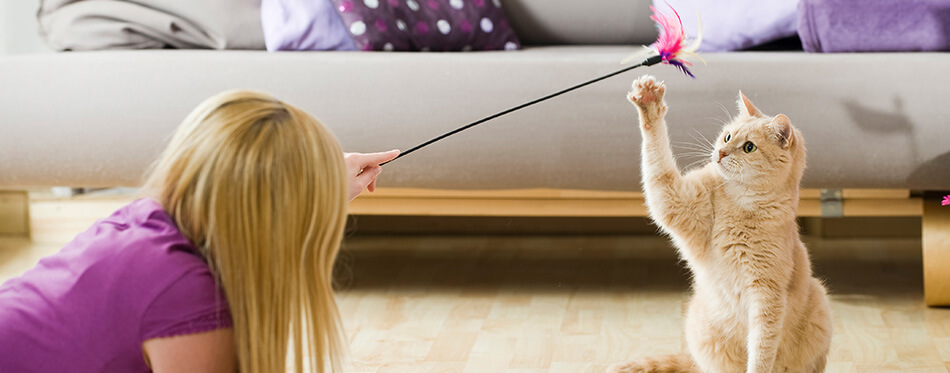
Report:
88,198,224,314
9,197,219,313
64,197,208,283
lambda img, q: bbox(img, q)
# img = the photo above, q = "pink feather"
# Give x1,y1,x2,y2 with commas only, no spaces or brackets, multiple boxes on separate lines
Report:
648,3,701,77
651,5,685,61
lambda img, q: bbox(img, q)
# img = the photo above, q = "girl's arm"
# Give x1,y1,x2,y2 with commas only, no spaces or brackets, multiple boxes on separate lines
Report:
143,328,236,373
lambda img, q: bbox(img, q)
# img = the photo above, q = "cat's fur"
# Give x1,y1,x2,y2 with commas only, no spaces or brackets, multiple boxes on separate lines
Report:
608,76,832,373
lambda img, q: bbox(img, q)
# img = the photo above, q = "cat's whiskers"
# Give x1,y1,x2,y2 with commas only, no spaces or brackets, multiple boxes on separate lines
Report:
673,143,713,154
705,115,730,128
716,102,732,120
677,154,712,167
678,155,712,161
673,140,714,171
673,146,713,170
674,148,713,160
688,129,716,151
714,158,744,191
683,158,710,171
673,150,713,159
673,140,712,148
674,149,713,156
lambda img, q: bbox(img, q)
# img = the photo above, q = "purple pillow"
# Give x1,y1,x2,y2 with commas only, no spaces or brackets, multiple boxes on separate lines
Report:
656,0,799,52
331,0,522,51
261,0,357,51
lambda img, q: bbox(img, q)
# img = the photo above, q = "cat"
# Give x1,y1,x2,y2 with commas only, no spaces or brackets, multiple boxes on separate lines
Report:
608,75,833,373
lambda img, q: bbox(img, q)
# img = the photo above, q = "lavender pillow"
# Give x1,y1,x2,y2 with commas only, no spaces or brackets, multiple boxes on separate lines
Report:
261,0,357,51
657,0,799,52
332,0,522,51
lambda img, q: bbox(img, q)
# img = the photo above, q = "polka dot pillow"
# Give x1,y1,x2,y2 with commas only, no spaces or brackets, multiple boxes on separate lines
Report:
332,0,522,51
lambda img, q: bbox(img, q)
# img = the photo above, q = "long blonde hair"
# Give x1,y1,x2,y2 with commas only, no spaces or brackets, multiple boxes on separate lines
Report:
143,90,347,372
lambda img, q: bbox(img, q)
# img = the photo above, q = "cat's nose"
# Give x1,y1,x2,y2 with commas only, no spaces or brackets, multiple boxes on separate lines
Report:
718,150,728,162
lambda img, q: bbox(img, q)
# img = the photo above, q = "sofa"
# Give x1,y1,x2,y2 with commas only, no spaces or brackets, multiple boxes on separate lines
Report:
1,0,949,304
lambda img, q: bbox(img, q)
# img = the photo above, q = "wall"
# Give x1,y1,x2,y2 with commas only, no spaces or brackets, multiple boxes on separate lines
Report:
0,0,52,55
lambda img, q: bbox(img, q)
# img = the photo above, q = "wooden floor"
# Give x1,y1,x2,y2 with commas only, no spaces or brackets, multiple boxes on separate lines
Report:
2,197,949,372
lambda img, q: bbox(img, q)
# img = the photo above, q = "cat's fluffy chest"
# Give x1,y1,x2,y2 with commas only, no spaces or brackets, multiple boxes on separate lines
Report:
709,185,794,240
700,188,797,293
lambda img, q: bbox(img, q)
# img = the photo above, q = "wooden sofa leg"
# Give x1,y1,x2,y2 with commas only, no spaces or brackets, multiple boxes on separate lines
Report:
924,193,950,307
0,190,30,238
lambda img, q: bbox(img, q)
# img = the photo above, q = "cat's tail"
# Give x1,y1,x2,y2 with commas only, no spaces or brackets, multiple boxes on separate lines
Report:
607,354,700,373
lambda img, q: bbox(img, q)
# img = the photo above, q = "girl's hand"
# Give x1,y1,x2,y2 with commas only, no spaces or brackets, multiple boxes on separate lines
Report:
344,150,399,200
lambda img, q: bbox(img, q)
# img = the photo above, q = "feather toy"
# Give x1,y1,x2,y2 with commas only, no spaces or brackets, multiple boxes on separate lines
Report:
623,4,704,77
942,195,950,206
382,3,702,165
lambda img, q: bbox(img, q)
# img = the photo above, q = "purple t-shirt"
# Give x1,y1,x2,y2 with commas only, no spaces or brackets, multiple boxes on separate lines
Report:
0,198,231,372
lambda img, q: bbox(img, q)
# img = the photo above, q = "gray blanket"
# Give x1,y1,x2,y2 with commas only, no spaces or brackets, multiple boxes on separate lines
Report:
38,0,266,50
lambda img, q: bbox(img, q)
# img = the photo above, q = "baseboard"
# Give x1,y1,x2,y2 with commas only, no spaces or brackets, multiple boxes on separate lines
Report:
0,190,30,237
350,188,922,218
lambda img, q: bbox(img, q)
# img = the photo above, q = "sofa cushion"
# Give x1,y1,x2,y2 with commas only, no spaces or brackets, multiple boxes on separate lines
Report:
1,48,948,190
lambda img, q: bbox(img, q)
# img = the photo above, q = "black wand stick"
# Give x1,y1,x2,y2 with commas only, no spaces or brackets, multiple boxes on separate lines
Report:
381,54,664,166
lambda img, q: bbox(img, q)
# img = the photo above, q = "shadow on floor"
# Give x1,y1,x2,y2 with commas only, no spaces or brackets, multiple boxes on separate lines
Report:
336,239,923,302
337,249,692,293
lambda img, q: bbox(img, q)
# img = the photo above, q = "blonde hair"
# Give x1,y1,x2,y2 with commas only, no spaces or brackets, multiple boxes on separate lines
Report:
143,90,347,372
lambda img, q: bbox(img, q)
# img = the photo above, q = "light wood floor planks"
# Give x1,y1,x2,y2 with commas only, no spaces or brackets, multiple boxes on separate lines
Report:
336,236,948,373
1,197,948,372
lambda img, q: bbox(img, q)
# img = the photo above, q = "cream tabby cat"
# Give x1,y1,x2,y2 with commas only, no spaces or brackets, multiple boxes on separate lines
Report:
609,76,832,373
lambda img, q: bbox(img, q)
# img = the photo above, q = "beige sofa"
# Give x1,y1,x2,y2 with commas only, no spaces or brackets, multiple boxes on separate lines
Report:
1,0,949,304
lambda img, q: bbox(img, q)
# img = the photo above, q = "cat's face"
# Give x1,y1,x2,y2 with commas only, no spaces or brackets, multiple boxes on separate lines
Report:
712,92,804,186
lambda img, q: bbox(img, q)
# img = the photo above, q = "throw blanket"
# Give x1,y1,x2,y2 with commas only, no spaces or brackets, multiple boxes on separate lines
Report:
38,0,265,50
799,0,950,52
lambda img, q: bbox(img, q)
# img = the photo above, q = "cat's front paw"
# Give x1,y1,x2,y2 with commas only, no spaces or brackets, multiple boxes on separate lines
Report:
627,75,668,129
627,75,666,106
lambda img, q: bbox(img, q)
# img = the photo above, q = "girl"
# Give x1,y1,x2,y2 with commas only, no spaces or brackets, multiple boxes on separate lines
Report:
0,90,398,372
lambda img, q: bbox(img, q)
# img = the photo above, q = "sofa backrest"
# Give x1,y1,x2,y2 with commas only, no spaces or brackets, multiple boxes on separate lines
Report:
504,0,657,45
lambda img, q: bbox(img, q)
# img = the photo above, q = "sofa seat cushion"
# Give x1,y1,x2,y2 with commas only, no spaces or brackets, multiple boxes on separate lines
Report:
1,48,948,190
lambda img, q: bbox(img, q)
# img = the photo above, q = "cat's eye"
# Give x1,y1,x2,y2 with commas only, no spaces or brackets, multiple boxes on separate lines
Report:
724,134,731,142
743,141,757,153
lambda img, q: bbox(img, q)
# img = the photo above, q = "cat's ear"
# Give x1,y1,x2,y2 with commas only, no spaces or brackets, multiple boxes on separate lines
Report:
737,91,763,118
771,114,794,149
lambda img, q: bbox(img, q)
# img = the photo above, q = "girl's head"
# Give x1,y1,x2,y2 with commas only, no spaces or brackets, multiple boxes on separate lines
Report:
144,90,346,372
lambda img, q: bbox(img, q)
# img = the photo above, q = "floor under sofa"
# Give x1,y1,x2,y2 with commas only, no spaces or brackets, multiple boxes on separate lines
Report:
1,189,948,372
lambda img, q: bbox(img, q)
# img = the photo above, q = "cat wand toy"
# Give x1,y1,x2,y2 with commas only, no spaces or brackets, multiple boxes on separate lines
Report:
381,3,703,166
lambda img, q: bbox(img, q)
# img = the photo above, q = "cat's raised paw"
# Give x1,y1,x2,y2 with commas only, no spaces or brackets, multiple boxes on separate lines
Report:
627,75,667,127
627,75,665,106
